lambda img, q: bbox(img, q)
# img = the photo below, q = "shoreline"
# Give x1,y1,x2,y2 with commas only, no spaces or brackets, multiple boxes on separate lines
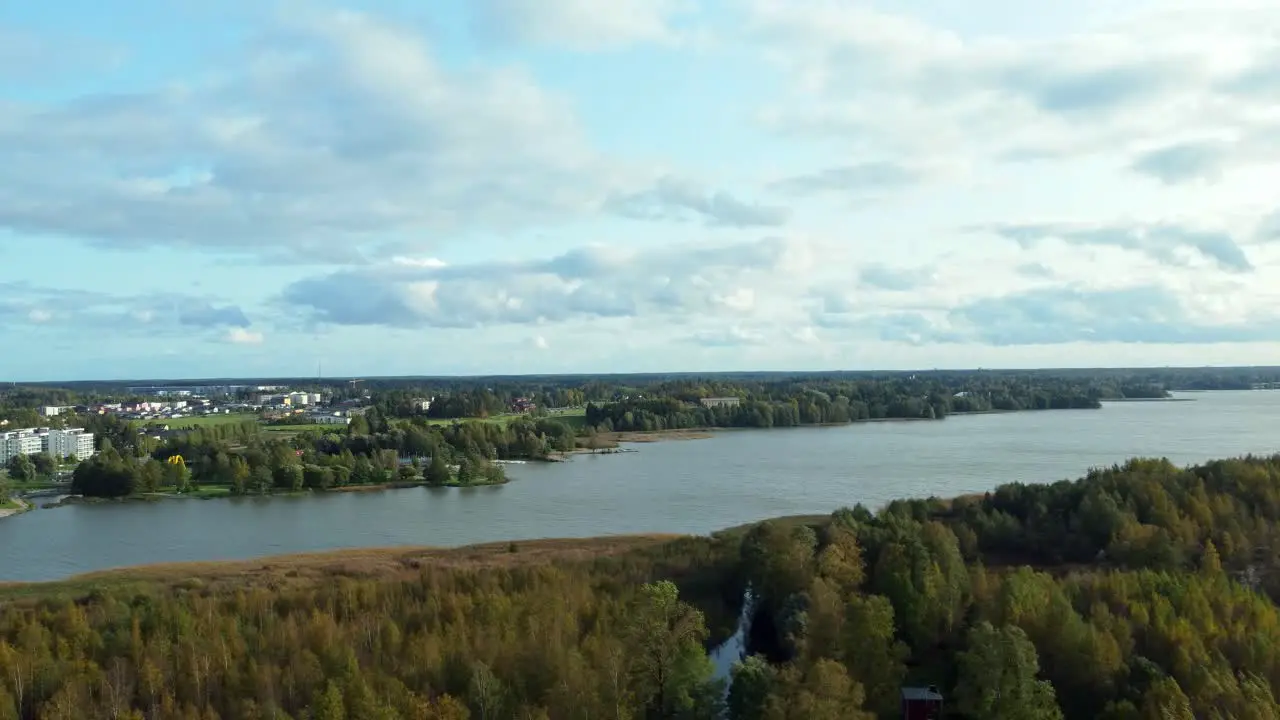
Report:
44,477,510,508
0,497,32,521
1101,397,1195,403
0,535,685,594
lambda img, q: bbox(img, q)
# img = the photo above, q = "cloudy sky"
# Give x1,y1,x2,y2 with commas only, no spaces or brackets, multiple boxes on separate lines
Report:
4,0,1280,380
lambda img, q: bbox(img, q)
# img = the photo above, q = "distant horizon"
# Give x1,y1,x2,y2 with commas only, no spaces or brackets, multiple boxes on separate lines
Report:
7,363,1280,387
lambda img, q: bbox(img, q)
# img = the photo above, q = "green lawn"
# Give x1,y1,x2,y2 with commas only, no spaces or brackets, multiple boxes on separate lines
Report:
143,407,590,437
176,485,236,499
263,424,328,434
417,407,588,429
0,498,21,510
141,414,326,436
6,478,61,491
139,413,260,430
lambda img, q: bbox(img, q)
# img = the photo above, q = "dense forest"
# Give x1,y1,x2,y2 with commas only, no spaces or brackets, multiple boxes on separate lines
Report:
7,453,1280,717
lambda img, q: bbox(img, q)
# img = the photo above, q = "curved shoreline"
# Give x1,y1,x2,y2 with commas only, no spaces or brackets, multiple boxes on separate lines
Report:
0,497,31,521
0,535,685,596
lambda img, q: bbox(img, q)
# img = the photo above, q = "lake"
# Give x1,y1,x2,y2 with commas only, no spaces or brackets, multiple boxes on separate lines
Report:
2,391,1277,582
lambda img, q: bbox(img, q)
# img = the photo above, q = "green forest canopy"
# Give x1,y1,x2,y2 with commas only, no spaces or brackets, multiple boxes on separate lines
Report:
6,452,1280,718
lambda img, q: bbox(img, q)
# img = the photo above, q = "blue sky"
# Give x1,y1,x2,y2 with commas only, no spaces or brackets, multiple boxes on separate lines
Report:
4,0,1280,381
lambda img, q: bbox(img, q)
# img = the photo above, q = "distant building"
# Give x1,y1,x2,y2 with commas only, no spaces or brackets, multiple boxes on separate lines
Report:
0,427,95,464
901,686,943,720
40,406,70,417
307,412,351,426
412,398,433,412
699,397,741,409
511,398,536,413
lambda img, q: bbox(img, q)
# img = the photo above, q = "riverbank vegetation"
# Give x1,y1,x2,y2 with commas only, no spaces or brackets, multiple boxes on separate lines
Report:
6,452,1280,717
67,413,538,499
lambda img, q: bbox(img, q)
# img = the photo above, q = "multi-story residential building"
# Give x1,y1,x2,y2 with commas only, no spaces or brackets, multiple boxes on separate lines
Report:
0,428,96,465
46,429,96,461
0,430,45,465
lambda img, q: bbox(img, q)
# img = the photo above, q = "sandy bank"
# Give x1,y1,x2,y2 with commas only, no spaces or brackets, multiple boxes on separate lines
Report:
0,498,30,520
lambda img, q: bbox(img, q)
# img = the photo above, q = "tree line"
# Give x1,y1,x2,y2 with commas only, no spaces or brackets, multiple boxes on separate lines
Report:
582,377,1103,432
67,413,586,498
731,452,1280,719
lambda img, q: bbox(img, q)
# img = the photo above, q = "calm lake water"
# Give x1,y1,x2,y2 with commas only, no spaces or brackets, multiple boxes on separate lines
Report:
2,391,1277,582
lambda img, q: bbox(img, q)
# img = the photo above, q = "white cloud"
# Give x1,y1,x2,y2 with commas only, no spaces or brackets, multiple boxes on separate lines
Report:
874,283,1280,347
689,325,769,347
281,235,825,331
0,10,756,262
225,327,265,345
532,334,549,350
605,175,790,228
747,0,1280,181
978,221,1254,273
0,282,254,338
472,0,691,50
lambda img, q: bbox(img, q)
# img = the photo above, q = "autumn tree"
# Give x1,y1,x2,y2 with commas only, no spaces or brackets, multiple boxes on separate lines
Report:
759,660,874,720
955,622,1062,720
626,581,722,719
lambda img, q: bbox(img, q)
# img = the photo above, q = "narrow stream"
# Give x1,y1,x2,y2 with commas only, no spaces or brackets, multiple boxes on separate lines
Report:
709,588,755,689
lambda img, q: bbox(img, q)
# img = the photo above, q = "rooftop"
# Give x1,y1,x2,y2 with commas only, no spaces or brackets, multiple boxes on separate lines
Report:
901,687,943,701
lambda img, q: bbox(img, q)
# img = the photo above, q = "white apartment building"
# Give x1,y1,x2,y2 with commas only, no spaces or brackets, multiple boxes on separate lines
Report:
0,430,45,465
46,429,96,460
0,428,96,465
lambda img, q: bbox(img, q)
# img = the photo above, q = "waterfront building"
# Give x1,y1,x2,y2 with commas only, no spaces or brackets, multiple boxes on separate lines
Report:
0,428,96,464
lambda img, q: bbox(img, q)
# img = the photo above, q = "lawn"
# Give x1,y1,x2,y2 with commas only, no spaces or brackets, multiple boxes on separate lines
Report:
5,478,61,492
139,413,261,430
263,424,329,434
417,407,588,430
140,414,326,436
174,485,236,499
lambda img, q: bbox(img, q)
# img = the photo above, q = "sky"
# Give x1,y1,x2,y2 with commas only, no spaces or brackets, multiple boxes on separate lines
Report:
4,0,1280,381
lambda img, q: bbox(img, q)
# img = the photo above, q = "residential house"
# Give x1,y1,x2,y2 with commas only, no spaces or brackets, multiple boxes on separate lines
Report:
901,686,943,720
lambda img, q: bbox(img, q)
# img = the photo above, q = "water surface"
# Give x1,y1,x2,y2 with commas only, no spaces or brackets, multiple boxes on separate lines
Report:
2,391,1276,582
